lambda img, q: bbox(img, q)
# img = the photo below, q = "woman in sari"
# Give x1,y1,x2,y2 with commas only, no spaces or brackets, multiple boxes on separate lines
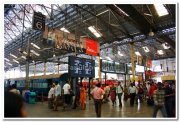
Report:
80,84,86,110
110,84,116,106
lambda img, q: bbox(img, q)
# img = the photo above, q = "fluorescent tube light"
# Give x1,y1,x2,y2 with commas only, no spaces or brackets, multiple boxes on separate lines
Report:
88,26,102,38
13,59,19,64
10,53,17,58
157,50,164,55
118,51,123,56
143,46,150,52
31,43,41,49
30,50,40,56
4,58,10,62
23,51,27,55
162,43,170,49
60,27,70,33
135,51,141,56
154,4,169,17
21,56,26,59
6,62,12,66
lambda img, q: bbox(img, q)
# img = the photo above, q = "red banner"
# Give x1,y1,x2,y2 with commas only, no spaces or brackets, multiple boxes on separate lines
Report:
147,57,152,68
86,38,98,56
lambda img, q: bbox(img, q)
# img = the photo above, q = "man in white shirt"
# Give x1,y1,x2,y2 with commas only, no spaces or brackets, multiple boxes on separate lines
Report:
63,81,71,105
53,82,61,111
48,84,55,109
116,82,123,107
128,83,136,107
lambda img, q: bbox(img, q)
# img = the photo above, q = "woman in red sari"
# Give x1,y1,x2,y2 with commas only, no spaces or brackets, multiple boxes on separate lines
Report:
110,84,116,106
80,84,86,110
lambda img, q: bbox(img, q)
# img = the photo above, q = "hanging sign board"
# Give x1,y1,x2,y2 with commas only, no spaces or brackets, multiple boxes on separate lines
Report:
86,38,99,56
68,56,95,77
100,59,125,74
43,27,99,55
32,11,45,31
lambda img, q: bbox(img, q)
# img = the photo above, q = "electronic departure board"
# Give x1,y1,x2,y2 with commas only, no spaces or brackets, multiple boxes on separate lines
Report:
115,62,125,73
68,56,95,77
101,59,125,73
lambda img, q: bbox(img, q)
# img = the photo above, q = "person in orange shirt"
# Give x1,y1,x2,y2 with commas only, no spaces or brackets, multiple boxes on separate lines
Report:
79,84,86,110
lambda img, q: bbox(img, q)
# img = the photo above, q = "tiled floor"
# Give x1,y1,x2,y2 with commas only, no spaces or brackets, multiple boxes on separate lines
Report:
25,96,167,118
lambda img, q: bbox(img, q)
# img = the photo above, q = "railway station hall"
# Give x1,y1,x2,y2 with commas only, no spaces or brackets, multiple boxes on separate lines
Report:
3,4,178,120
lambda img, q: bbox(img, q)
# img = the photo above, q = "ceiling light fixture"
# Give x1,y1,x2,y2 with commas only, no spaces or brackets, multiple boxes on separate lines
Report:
23,51,27,55
4,58,10,62
157,50,164,55
6,62,12,66
118,51,123,56
162,43,170,49
13,59,19,64
135,51,141,56
21,56,26,59
60,27,70,33
10,53,17,58
154,4,169,17
88,26,102,38
143,46,150,52
31,43,41,49
30,50,40,56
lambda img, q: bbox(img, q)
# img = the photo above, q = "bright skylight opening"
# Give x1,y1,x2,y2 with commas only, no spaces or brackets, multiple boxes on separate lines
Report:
154,4,169,17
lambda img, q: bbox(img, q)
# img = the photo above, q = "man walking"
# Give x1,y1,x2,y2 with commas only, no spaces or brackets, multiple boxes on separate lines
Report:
116,82,123,107
91,83,105,117
152,82,167,117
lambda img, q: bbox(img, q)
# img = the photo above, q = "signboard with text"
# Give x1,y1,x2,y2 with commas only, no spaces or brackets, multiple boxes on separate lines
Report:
100,59,125,74
32,11,45,31
68,56,95,77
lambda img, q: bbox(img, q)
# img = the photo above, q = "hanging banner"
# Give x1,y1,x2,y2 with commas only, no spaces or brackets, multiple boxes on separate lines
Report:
43,27,99,55
85,38,99,56
147,57,152,68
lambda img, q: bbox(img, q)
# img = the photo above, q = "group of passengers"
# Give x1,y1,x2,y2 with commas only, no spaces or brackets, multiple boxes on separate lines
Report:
48,81,87,111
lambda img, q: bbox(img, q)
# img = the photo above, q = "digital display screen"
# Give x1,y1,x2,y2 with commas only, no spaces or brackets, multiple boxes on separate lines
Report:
68,56,95,77
101,60,125,73
115,62,125,73
101,60,115,72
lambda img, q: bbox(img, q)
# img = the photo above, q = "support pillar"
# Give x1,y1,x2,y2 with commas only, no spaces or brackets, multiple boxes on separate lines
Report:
34,63,36,77
130,42,135,82
58,64,60,74
105,72,107,85
98,56,101,81
44,62,46,75
25,39,30,90
88,77,91,100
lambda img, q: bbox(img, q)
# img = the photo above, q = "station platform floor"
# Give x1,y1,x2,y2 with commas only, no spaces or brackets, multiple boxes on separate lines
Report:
25,97,167,118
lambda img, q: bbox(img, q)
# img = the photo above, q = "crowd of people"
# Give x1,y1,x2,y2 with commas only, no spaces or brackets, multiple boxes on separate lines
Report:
4,79,176,118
